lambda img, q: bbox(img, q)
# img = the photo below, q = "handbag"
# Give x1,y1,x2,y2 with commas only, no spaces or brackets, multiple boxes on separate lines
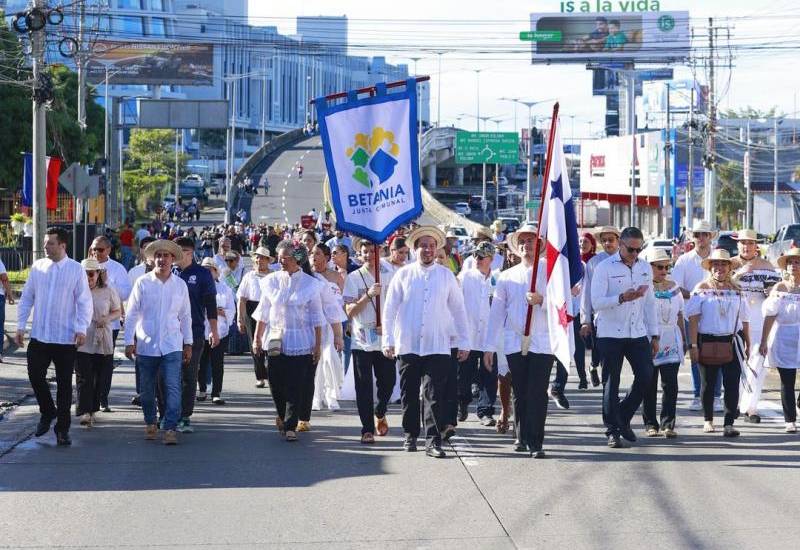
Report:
698,294,740,366
266,326,283,357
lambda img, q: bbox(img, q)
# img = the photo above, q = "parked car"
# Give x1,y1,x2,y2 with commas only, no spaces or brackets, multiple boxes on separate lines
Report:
453,202,471,216
642,238,674,259
183,174,204,186
208,180,224,196
497,216,520,234
468,195,483,210
714,231,739,257
767,224,800,264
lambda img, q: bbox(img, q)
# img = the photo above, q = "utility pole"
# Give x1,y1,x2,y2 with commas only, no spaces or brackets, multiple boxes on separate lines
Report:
664,84,672,239
744,120,751,228
626,71,636,227
687,86,695,228
704,17,717,228
74,0,86,258
773,117,779,234
31,0,47,260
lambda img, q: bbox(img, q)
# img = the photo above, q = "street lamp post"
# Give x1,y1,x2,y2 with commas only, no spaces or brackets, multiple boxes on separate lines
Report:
514,98,555,222
409,57,422,173
474,69,482,132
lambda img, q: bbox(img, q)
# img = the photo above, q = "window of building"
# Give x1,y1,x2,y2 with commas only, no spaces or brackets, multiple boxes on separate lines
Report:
149,17,166,36
117,0,143,9
113,15,144,35
150,0,166,10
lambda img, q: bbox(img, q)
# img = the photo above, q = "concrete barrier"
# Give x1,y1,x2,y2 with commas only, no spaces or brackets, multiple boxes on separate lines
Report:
234,128,306,185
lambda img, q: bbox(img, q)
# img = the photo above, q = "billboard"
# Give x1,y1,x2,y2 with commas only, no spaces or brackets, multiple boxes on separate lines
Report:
138,100,229,129
86,41,214,86
579,131,664,198
529,12,690,63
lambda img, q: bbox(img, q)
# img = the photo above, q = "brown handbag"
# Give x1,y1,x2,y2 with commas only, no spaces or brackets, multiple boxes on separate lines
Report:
698,294,740,366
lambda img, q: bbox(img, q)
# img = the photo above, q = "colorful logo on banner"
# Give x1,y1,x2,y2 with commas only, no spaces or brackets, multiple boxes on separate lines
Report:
316,78,422,243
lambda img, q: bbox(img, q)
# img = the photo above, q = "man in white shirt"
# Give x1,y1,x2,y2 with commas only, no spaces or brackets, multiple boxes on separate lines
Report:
89,236,133,412
16,227,93,446
671,220,721,410
580,225,620,388
461,228,504,273
382,226,470,458
591,226,659,448
457,242,498,427
126,236,156,406
344,240,396,443
124,240,193,445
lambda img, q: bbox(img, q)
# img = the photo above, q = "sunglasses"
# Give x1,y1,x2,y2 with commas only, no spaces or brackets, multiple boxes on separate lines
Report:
653,264,669,271
624,244,643,253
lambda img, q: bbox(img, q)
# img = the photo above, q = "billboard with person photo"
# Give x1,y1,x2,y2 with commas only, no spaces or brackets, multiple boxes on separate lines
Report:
528,12,690,63
86,41,214,86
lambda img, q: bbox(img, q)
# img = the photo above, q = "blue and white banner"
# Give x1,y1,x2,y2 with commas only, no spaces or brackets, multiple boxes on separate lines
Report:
316,78,422,243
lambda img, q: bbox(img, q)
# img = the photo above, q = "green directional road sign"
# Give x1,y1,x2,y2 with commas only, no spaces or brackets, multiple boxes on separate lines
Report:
519,30,562,42
525,200,540,210
456,131,520,164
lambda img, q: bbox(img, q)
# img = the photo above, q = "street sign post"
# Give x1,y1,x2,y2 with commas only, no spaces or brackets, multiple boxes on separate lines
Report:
456,131,519,164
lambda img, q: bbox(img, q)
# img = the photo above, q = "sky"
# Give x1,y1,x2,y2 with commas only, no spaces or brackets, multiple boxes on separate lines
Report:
248,0,800,140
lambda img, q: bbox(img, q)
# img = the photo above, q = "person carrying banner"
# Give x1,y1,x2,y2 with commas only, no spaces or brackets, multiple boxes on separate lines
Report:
382,226,470,458
344,239,397,443
591,226,658,448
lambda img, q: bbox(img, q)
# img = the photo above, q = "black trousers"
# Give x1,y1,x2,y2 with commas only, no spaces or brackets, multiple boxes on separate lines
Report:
352,349,396,434
698,334,741,425
244,300,267,380
444,348,460,426
457,350,482,406
298,359,319,422
641,363,680,430
75,352,113,415
778,368,798,423
599,336,653,436
98,329,119,408
398,353,450,446
507,352,554,451
267,353,310,432
199,336,229,397
27,339,76,434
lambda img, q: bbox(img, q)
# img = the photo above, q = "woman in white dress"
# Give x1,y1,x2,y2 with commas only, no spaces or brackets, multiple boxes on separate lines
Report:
687,249,751,437
309,243,346,415
198,258,236,404
759,248,800,433
641,249,685,438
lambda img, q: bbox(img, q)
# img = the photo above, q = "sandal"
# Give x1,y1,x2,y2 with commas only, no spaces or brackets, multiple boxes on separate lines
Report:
496,417,509,434
375,416,389,437
645,427,660,437
361,433,375,444
275,417,285,435
285,431,297,442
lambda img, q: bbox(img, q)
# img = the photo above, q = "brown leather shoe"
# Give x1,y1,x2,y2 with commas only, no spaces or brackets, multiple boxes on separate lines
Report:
297,421,311,432
145,424,158,440
163,430,178,445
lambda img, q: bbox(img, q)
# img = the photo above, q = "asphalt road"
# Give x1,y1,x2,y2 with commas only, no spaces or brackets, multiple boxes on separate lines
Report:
1,343,799,549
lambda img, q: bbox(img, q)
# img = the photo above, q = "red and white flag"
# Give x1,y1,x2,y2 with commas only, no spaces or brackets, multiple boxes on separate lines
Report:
539,120,584,368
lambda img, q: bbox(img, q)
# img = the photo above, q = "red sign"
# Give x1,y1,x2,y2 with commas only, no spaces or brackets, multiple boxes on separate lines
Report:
300,215,315,229
590,154,606,177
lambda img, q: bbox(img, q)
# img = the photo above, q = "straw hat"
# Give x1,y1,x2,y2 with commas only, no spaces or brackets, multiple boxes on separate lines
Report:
490,219,506,233
224,251,239,261
508,223,544,257
701,248,734,270
471,226,493,241
143,239,183,262
81,258,105,271
200,257,218,271
252,246,273,259
777,247,800,270
408,226,446,250
596,225,620,239
645,248,671,265
733,229,760,242
444,228,460,240
691,220,718,237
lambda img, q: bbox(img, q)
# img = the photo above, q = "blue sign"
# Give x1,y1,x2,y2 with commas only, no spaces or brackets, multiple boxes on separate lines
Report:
636,68,674,81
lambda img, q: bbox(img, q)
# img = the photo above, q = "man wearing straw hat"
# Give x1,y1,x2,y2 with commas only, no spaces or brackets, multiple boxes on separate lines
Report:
731,229,782,423
383,226,470,458
671,220,722,411
490,219,506,244
591,226,658,448
124,239,193,445
579,225,621,388
16,227,93,446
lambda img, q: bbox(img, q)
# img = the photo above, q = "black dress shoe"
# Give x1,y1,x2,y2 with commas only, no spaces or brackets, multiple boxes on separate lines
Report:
101,406,112,413
550,390,570,410
131,395,142,407
578,380,588,390
607,434,628,448
54,428,72,446
457,402,468,422
426,444,446,458
35,416,54,437
403,435,417,452
513,440,528,452
442,425,456,441
590,368,601,387
620,425,637,442
744,413,761,424
532,449,546,459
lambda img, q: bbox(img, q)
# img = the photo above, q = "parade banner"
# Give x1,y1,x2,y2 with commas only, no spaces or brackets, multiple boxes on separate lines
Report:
316,78,422,243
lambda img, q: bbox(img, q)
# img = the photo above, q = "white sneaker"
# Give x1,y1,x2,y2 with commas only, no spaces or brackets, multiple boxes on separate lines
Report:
786,422,797,433
713,397,724,412
703,421,715,433
311,400,322,411
689,397,702,411
327,399,340,411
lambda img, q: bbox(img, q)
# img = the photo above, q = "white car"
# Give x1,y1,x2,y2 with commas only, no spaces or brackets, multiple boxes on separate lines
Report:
453,202,471,216
642,238,674,260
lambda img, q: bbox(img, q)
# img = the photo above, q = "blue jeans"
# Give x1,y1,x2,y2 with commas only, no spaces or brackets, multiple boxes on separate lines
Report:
598,337,654,437
138,352,182,430
685,320,721,398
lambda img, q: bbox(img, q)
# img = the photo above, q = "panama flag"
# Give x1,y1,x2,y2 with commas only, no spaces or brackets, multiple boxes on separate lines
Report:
539,119,584,368
21,153,62,209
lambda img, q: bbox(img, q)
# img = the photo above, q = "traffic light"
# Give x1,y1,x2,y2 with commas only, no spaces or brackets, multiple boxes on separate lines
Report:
91,158,107,176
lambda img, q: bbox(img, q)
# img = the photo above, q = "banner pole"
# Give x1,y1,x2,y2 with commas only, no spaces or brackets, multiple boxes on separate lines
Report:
373,243,382,329
521,103,560,355
310,76,430,105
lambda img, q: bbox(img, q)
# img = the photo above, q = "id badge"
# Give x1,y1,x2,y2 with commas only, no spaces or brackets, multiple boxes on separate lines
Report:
362,323,378,346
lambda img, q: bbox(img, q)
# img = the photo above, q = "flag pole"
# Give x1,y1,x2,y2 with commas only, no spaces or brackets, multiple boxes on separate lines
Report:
521,102,560,355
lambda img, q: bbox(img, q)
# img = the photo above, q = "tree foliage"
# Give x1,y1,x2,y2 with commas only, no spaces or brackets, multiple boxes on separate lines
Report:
720,106,780,120
123,128,187,205
716,160,746,230
0,18,104,192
